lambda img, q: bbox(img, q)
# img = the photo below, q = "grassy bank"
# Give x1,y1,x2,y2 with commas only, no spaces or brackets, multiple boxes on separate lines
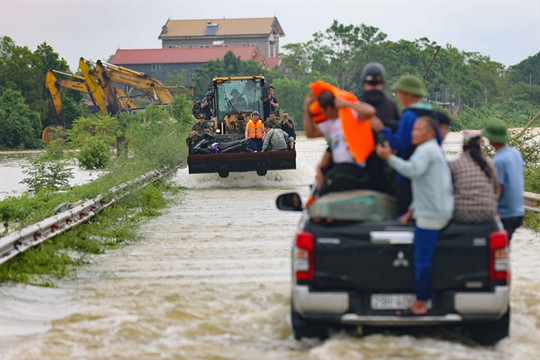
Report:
0,99,193,285
0,181,182,285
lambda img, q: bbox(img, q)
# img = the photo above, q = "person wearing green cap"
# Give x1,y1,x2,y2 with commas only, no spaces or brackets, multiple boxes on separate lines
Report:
379,74,441,216
484,119,525,241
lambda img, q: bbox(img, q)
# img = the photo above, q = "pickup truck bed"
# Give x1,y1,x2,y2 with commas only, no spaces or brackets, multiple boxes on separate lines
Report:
279,190,510,345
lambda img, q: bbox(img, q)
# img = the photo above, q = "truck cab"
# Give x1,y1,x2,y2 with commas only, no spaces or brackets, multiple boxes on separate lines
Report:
209,75,267,137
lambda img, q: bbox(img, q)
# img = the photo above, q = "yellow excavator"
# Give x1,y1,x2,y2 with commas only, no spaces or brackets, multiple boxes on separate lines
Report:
79,58,141,115
45,69,102,124
43,69,106,144
79,57,194,109
45,69,140,120
43,69,141,144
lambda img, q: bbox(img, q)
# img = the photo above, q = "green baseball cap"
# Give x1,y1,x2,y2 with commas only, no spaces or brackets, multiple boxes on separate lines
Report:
393,75,428,97
483,119,510,143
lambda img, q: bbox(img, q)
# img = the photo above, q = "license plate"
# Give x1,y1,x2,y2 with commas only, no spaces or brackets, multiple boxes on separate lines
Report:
371,294,416,310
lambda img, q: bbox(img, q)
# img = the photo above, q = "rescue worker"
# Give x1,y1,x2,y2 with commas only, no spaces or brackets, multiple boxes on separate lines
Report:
281,111,296,140
186,113,214,153
199,91,213,120
191,113,213,135
245,111,264,152
358,62,400,131
228,89,247,112
264,111,282,129
262,124,294,151
379,75,441,214
263,86,279,120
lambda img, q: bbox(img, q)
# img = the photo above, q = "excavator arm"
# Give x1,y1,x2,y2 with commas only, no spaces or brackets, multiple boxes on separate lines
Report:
113,87,139,110
79,58,109,115
45,69,104,126
45,70,65,126
96,60,173,104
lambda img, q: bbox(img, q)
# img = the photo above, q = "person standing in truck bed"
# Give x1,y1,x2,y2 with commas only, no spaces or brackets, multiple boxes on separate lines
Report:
379,75,442,215
483,119,525,241
376,116,454,316
358,62,400,131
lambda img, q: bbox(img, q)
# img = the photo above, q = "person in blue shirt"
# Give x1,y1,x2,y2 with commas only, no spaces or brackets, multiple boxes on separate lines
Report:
484,119,525,241
379,75,442,215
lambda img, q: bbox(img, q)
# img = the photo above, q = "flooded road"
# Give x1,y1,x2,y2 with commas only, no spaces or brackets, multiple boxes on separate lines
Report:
1,136,539,359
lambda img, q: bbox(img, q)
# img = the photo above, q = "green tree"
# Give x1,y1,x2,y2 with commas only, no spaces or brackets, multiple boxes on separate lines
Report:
0,89,42,149
0,36,84,134
507,52,540,85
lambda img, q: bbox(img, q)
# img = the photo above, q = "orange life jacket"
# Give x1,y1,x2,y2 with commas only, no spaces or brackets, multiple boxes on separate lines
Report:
308,80,375,164
247,119,263,139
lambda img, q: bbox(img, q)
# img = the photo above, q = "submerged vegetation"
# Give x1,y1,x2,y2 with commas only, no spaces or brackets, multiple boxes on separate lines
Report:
0,98,192,285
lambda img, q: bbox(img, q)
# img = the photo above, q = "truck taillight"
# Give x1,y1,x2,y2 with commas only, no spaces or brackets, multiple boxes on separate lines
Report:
490,231,509,281
295,232,314,281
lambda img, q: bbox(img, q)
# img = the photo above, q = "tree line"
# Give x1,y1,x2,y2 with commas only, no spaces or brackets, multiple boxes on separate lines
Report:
191,21,538,132
1,20,539,149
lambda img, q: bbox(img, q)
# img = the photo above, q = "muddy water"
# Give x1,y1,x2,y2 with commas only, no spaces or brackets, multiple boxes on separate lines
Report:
0,151,102,201
1,136,539,360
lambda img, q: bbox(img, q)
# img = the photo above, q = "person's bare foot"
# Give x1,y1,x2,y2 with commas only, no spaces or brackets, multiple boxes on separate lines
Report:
396,300,428,316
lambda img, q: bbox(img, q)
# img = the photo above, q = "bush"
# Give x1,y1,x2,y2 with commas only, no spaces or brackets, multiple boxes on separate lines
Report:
20,157,73,193
67,115,121,149
524,168,540,193
78,139,110,169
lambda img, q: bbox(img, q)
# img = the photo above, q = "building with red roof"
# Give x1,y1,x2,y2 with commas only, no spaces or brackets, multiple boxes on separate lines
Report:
110,45,268,87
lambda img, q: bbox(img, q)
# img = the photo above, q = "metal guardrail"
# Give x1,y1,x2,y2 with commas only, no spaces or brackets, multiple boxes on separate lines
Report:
0,166,177,265
524,191,540,213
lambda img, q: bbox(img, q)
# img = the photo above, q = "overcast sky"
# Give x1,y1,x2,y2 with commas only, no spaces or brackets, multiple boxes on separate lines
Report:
1,0,539,73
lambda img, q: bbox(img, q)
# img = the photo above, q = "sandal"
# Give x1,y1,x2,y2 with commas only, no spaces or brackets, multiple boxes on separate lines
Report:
395,307,428,316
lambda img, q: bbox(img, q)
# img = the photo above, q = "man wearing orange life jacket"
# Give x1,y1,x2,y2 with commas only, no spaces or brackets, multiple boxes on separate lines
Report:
245,110,264,152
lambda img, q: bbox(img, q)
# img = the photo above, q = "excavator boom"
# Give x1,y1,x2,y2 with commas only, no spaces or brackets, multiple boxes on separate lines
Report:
45,70,65,125
96,60,173,104
79,58,109,115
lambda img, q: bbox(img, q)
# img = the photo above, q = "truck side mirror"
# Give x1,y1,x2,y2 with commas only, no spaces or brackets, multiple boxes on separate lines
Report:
276,193,303,211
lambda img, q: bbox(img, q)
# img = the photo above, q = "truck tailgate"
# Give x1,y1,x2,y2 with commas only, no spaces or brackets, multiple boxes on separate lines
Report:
305,220,496,292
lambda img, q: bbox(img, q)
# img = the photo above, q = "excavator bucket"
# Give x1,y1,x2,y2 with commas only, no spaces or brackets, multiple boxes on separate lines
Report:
187,150,296,178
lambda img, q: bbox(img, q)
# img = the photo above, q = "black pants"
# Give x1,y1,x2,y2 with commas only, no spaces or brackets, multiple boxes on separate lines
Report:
318,163,371,197
501,216,523,242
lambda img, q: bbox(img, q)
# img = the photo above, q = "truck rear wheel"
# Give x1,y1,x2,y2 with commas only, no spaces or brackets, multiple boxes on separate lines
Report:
218,170,229,178
467,308,510,345
290,307,329,340
256,169,267,176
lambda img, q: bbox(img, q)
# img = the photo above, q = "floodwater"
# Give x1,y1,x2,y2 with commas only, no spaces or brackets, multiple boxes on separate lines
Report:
0,135,539,360
0,151,102,201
